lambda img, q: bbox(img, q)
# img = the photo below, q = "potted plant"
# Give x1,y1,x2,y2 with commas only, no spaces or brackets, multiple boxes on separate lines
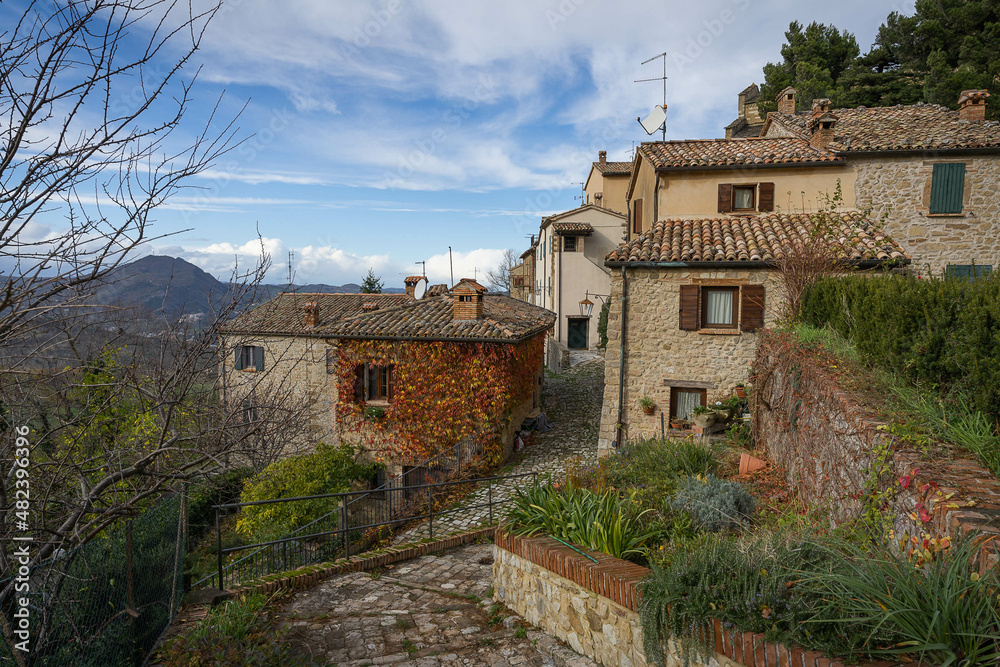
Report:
363,405,387,422
735,384,747,399
691,405,716,429
713,401,733,422
639,396,656,415
669,417,689,430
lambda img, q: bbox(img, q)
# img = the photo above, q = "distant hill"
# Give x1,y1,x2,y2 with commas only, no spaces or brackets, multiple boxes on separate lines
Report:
91,255,404,318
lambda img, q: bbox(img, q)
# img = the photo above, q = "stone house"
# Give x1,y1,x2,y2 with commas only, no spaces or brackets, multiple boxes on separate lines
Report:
760,87,1000,276
596,211,908,456
526,204,626,367
220,280,554,473
724,83,765,139
583,151,632,215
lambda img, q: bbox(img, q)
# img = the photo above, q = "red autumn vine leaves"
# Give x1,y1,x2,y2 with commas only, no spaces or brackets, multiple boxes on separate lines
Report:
335,337,544,462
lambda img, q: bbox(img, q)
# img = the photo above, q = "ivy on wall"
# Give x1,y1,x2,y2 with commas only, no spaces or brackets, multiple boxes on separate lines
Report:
335,336,545,464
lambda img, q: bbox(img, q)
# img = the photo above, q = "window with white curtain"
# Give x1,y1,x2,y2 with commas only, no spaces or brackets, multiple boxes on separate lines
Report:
733,186,754,210
674,390,702,419
703,287,737,328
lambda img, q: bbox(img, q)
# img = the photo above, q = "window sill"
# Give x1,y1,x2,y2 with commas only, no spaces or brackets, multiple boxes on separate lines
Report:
925,212,966,218
366,399,391,407
238,368,258,372
697,328,741,335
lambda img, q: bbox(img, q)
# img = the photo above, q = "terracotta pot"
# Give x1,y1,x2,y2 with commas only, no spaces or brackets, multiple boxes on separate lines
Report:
735,386,746,398
739,453,766,475
642,404,655,415
670,419,686,430
692,413,716,429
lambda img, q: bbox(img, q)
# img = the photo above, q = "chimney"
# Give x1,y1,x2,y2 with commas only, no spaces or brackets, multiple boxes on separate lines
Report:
776,86,797,114
598,151,607,164
595,192,604,207
810,98,831,120
958,89,989,122
809,112,838,150
403,275,427,298
303,301,319,327
451,279,485,321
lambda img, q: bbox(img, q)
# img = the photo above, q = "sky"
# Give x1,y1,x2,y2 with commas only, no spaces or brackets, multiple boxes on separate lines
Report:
11,0,915,289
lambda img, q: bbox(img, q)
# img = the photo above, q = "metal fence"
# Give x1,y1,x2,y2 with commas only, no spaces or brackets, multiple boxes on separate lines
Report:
200,472,537,591
0,494,186,667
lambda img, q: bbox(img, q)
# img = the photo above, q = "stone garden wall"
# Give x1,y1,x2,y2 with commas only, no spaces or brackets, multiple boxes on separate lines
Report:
753,331,1000,572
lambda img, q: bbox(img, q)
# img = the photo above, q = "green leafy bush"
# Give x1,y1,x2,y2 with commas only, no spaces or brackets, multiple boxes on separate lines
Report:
236,443,375,541
187,468,254,541
506,482,655,560
597,299,610,349
669,475,755,532
611,438,721,493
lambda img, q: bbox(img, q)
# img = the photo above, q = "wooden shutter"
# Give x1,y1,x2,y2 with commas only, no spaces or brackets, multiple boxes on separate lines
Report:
353,364,365,402
633,199,643,233
253,346,264,371
325,349,336,374
234,347,244,370
740,285,766,332
387,365,395,400
679,285,700,330
718,184,733,213
758,182,774,211
929,163,965,214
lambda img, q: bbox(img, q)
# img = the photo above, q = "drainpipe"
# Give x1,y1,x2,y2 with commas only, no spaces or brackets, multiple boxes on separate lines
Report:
557,237,563,345
653,173,660,226
615,266,627,448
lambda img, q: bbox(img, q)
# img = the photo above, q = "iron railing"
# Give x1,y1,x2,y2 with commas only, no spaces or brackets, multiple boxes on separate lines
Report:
196,471,537,591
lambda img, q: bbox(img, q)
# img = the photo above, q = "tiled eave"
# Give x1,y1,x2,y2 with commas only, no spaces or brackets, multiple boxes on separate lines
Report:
653,159,845,173
603,258,910,269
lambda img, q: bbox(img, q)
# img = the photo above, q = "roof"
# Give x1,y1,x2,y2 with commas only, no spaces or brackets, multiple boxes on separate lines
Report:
552,222,594,236
724,117,765,138
637,137,843,170
762,103,1000,153
427,284,449,296
323,294,555,342
403,275,427,284
453,278,487,293
221,293,412,335
519,246,536,260
739,83,760,104
605,212,909,265
591,160,633,175
541,204,626,225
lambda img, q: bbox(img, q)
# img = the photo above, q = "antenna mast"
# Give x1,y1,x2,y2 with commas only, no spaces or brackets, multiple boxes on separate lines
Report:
287,250,294,284
635,52,668,141
414,260,426,277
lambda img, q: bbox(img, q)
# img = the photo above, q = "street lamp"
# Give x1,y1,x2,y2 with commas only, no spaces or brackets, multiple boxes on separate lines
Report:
578,290,609,318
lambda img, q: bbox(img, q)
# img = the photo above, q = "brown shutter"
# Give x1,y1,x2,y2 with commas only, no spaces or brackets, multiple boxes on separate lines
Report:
387,365,395,401
758,182,774,211
353,364,365,402
718,184,733,213
679,285,700,330
740,285,766,332
633,198,643,234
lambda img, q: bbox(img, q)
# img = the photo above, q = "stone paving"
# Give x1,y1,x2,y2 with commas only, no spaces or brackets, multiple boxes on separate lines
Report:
276,542,598,667
396,357,605,541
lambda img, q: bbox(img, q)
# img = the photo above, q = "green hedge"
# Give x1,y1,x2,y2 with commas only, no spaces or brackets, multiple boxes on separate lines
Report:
800,272,1000,421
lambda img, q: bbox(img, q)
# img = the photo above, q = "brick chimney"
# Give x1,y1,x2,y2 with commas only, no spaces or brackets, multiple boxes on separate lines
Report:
809,112,838,150
776,86,797,114
403,275,427,298
598,150,607,164
451,279,486,321
810,98,831,120
958,89,989,122
303,301,319,327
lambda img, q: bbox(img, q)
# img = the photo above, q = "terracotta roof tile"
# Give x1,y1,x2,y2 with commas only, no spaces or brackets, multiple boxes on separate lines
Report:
323,295,555,342
605,212,909,264
221,293,412,335
552,222,594,236
638,137,842,169
767,103,1000,152
592,161,632,175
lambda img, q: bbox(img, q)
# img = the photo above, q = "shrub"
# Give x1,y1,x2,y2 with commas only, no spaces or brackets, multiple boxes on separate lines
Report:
613,438,721,493
597,299,610,349
187,468,254,540
236,443,375,541
669,475,755,532
506,482,656,560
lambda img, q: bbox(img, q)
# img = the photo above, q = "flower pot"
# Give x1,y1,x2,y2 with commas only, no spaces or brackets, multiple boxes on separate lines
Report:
735,386,746,398
669,419,686,430
642,404,655,415
739,453,766,475
692,413,716,429
714,408,733,422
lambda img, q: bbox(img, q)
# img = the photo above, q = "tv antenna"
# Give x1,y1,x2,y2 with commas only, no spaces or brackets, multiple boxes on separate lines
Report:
572,181,585,202
635,52,668,141
414,260,426,277
287,250,294,284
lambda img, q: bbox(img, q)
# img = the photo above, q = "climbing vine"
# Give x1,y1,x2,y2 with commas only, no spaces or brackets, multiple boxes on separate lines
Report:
335,336,545,464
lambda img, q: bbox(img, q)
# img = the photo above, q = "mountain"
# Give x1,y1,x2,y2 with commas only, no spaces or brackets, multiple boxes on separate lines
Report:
91,256,404,318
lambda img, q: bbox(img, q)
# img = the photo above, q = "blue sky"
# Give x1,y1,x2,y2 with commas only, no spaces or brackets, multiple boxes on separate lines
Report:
15,0,913,288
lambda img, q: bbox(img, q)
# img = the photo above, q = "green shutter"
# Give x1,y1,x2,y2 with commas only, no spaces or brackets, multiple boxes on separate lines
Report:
234,347,244,370
946,264,993,280
253,346,264,371
929,163,965,214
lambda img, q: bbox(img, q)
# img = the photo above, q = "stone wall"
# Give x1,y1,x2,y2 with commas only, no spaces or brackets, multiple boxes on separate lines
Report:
853,153,1000,274
546,337,569,373
754,332,1000,572
598,268,783,456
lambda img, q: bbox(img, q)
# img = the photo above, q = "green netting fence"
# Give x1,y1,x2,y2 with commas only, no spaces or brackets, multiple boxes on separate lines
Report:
0,494,185,666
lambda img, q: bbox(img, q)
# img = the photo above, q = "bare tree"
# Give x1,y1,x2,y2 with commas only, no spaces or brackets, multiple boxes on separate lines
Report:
0,0,241,365
486,248,518,294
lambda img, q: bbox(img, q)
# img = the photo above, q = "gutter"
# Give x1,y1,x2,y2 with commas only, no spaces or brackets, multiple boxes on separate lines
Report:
603,258,910,270
653,159,844,173
615,266,627,449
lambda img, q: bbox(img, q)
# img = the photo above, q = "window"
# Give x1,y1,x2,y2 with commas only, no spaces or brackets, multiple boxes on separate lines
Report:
234,345,264,371
632,198,643,234
702,287,738,328
563,236,577,252
946,264,992,280
718,183,774,213
241,398,257,424
670,388,706,419
732,186,755,211
929,163,966,214
679,284,765,332
353,363,394,403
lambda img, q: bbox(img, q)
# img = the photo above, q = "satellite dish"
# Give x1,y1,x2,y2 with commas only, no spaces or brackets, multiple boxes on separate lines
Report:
639,105,667,135
413,279,426,300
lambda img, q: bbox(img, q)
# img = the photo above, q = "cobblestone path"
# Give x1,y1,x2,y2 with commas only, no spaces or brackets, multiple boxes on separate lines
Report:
397,358,605,541
277,543,597,667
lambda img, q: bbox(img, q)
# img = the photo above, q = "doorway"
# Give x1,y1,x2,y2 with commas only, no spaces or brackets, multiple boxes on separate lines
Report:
567,318,588,349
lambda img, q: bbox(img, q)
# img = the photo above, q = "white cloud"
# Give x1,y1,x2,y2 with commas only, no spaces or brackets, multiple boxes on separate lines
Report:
424,248,507,287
